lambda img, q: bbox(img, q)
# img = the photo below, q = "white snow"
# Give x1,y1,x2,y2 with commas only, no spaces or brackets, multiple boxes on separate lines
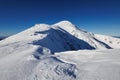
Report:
0,20,120,80
95,34,120,48
53,21,120,49
0,43,77,80
55,49,120,80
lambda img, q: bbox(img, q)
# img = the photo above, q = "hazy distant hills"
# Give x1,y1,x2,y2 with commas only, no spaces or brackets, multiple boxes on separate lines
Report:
0,36,7,41
113,36,120,38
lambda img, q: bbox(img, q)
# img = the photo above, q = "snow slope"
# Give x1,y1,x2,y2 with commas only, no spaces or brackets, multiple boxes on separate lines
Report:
94,34,120,48
53,21,120,49
0,20,120,80
55,49,120,80
0,42,77,80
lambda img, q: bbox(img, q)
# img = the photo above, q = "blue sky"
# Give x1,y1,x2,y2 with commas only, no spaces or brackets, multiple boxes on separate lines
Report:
0,0,120,36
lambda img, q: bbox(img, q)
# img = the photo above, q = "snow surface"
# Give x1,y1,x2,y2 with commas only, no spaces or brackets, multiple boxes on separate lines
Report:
94,34,120,48
55,49,120,80
53,21,120,49
0,20,120,80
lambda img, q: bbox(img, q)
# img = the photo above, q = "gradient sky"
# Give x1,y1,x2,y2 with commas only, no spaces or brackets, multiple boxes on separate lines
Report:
0,0,120,36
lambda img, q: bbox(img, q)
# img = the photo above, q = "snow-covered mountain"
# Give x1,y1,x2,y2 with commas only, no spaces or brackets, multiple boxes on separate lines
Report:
0,21,119,51
0,20,120,80
53,21,120,49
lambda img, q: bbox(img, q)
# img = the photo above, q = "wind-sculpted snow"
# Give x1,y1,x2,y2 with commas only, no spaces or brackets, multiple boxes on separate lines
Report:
55,49,120,80
27,57,77,80
0,20,119,80
0,42,78,80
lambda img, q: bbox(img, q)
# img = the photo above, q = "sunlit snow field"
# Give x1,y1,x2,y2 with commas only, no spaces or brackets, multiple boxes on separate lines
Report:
56,49,120,80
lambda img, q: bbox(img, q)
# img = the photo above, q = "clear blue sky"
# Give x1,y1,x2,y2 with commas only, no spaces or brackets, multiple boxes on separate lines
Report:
0,0,120,36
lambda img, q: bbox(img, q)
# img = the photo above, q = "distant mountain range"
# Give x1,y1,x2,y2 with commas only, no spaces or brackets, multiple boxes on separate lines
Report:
0,36,7,41
113,36,120,38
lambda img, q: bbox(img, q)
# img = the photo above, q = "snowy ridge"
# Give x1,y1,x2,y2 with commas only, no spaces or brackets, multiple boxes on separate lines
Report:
0,20,120,80
53,20,120,49
94,34,120,48
0,24,50,45
0,20,119,50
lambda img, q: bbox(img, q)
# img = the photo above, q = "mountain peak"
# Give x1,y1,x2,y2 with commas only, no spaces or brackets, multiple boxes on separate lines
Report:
53,20,77,33
57,20,73,24
54,20,74,27
34,24,50,31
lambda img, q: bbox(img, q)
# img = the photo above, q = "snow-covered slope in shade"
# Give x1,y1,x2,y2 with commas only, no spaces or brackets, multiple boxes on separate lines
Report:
53,20,120,49
0,22,96,54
